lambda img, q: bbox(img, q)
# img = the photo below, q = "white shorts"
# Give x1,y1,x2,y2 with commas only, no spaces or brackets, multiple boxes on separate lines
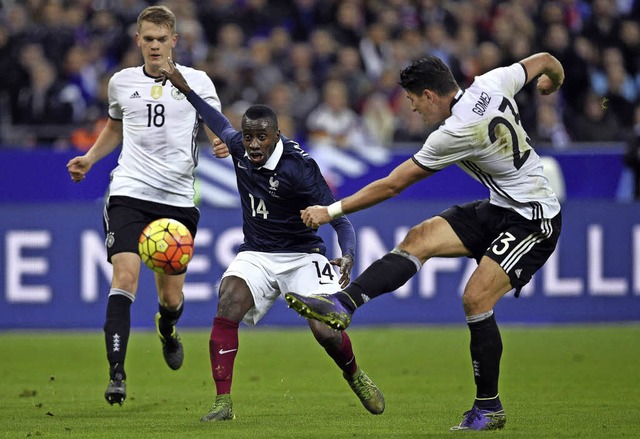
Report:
222,251,341,325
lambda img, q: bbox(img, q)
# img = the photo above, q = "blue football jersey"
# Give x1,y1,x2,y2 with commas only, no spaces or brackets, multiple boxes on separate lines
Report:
184,89,354,257
226,133,338,255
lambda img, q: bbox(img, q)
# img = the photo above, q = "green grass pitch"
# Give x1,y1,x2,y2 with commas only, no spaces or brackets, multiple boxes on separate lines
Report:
1,324,639,438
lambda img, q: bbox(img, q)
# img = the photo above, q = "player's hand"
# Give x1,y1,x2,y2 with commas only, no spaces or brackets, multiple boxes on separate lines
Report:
66,156,92,183
330,254,353,288
157,58,192,95
301,205,331,229
537,74,562,95
212,138,230,158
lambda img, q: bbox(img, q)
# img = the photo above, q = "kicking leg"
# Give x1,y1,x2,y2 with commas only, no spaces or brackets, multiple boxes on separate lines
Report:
286,217,465,329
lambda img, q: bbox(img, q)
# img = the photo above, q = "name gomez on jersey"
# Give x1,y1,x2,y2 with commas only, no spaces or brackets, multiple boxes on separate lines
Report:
414,63,561,221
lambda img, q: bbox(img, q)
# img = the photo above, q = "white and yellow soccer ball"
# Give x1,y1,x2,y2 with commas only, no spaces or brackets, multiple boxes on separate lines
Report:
138,218,194,274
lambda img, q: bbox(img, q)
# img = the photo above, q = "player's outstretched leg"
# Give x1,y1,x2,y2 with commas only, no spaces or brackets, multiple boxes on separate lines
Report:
284,292,353,330
155,312,184,370
344,368,385,414
104,370,126,406
450,403,506,431
201,394,235,422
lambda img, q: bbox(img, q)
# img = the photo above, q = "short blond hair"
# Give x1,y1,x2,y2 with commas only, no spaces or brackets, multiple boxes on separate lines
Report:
137,5,176,33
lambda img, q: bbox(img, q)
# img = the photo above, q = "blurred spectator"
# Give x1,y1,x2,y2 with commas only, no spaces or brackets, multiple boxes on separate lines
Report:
306,79,359,150
582,0,623,49
32,0,76,70
288,0,335,41
305,79,364,186
309,28,338,85
265,82,298,137
328,1,364,48
174,18,209,66
240,0,285,38
358,21,395,82
328,46,371,109
361,92,396,148
591,47,638,128
567,91,622,142
268,26,292,60
11,59,83,145
619,19,640,77
418,0,457,36
424,22,455,67
289,68,320,133
70,72,110,152
246,37,284,100
61,44,99,107
199,0,241,45
533,96,571,149
88,9,130,73
541,23,592,116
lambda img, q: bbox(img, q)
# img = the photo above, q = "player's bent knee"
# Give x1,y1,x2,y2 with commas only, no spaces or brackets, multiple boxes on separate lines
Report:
462,291,494,316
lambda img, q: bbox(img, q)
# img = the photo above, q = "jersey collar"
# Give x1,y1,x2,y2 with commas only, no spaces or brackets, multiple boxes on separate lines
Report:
256,138,283,170
450,89,465,111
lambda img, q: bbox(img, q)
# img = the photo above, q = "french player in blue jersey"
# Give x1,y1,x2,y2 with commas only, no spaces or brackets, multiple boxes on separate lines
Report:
158,59,385,421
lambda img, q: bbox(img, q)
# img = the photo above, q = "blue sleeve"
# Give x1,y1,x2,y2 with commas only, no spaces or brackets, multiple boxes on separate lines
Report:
330,216,356,260
186,90,238,145
301,156,356,260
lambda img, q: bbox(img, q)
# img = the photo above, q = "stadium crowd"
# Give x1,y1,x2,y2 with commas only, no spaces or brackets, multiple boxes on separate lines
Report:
0,0,639,152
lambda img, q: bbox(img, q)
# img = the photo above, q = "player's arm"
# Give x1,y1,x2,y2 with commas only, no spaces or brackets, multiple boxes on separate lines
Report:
301,158,433,228
66,118,123,183
305,158,357,287
519,52,564,96
329,216,356,288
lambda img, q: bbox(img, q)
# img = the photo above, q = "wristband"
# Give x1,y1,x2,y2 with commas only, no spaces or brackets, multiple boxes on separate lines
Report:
327,201,344,219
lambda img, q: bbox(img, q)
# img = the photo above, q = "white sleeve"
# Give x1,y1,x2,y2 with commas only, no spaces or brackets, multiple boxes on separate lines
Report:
476,63,526,99
107,74,122,120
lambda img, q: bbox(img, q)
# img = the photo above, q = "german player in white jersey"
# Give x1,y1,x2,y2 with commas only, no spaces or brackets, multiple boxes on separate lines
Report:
158,59,385,422
285,52,565,431
66,5,223,406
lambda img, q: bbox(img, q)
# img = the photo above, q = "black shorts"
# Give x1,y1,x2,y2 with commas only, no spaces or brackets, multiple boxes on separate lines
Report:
439,199,562,296
103,195,200,265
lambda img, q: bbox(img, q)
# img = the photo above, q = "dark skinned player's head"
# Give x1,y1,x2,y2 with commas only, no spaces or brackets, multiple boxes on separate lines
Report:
241,104,281,167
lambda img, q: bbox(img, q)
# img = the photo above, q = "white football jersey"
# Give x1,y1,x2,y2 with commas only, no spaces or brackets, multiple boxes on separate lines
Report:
107,64,221,207
414,63,561,220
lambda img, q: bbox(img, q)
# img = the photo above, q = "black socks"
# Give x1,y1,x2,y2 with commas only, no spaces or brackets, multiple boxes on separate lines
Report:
340,250,421,311
104,293,132,380
157,300,184,338
468,312,502,400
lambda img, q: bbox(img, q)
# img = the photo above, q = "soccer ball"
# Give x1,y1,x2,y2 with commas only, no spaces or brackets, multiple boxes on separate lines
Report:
138,218,194,274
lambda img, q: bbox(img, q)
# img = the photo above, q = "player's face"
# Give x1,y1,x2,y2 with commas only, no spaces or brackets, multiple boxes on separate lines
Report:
242,118,280,167
405,90,442,126
136,21,177,76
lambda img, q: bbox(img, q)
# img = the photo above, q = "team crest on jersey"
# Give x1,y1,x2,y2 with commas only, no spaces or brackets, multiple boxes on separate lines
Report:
150,85,163,99
171,87,186,100
268,176,280,196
